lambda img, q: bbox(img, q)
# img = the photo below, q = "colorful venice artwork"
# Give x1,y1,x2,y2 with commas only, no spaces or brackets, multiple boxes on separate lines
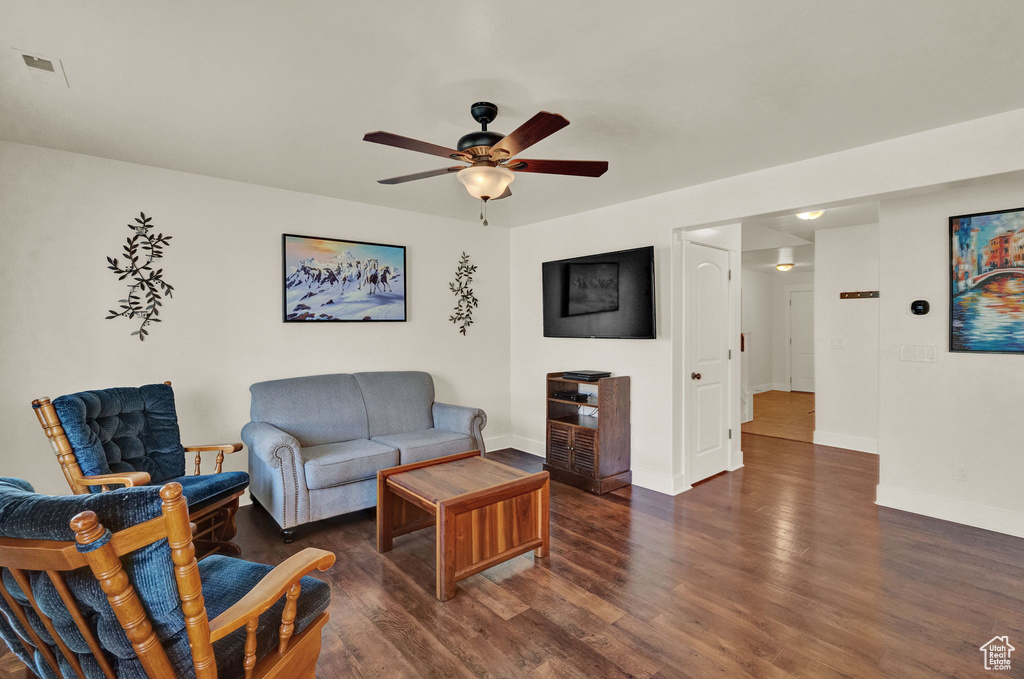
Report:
283,234,406,322
950,207,1024,353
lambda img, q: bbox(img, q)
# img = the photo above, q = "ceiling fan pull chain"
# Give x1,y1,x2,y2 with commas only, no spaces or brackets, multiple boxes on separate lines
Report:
481,198,489,226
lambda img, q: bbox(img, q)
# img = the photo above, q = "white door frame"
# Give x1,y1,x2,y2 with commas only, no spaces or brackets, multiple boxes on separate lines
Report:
785,283,814,391
673,229,743,494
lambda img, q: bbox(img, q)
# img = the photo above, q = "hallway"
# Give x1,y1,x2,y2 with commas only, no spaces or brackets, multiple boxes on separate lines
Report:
741,390,815,443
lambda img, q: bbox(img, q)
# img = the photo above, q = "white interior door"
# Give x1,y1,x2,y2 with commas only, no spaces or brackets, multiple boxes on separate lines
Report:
789,289,815,392
685,243,731,483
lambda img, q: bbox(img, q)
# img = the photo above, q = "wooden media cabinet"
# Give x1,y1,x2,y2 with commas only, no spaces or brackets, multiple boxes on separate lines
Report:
544,372,631,494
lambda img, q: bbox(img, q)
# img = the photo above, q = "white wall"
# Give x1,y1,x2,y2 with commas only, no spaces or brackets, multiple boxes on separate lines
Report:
0,141,511,496
509,107,1024,497
508,218,674,488
875,175,1024,537
813,224,880,453
740,269,773,390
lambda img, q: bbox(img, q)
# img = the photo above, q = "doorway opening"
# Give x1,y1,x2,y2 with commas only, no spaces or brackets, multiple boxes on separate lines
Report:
738,202,879,449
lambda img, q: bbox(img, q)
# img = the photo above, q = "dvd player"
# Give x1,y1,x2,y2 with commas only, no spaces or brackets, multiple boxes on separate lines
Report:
563,370,611,381
553,391,591,402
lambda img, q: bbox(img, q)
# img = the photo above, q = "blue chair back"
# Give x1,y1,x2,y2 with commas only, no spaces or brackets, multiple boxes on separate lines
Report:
0,478,192,678
51,384,187,487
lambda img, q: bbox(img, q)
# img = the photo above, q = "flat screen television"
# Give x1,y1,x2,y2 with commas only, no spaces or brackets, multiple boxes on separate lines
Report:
542,246,656,339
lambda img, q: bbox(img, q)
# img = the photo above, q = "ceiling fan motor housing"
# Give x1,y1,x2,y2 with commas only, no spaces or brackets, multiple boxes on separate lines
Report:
458,101,503,153
458,130,504,152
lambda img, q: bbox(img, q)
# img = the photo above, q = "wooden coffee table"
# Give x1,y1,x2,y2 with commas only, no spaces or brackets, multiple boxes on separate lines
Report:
376,450,550,601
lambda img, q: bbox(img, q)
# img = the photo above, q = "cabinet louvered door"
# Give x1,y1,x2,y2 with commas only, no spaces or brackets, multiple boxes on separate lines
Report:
571,428,598,477
547,422,572,470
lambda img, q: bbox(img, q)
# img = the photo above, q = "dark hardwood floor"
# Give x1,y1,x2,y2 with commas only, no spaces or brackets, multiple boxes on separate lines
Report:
4,435,1023,677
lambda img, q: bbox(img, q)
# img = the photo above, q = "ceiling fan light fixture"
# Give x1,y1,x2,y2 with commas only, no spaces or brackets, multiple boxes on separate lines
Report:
457,165,515,201
796,210,824,220
776,263,795,272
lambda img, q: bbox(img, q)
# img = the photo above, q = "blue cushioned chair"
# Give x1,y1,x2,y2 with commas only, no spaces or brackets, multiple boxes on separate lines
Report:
0,477,333,679
32,382,250,557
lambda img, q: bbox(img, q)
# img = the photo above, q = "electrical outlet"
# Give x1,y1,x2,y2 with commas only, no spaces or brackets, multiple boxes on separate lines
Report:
831,338,844,349
953,464,968,481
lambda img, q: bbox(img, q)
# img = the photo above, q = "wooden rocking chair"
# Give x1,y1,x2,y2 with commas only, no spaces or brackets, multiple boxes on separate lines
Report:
0,477,334,679
32,381,249,557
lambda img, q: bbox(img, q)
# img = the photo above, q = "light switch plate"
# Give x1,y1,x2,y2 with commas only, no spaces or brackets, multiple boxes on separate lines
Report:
899,344,938,362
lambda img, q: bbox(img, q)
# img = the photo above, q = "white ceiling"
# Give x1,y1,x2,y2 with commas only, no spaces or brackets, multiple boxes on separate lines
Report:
2,2,1023,227
743,244,817,274
740,202,879,272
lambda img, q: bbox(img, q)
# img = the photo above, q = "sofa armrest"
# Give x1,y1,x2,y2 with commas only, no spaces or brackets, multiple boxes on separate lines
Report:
241,422,302,469
432,402,487,453
241,422,310,529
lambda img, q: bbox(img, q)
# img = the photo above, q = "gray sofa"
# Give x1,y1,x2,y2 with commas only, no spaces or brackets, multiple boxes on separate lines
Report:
241,371,486,542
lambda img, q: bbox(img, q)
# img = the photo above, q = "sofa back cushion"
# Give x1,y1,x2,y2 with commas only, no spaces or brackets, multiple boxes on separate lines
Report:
52,384,186,485
354,371,435,438
249,373,369,446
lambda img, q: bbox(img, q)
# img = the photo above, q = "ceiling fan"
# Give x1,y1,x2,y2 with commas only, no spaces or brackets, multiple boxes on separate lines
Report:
363,102,609,224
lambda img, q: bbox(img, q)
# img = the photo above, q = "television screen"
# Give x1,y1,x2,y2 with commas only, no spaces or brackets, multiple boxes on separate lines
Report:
542,246,655,339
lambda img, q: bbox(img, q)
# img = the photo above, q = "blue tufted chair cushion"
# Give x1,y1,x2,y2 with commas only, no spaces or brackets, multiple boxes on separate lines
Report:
0,477,192,679
52,384,186,487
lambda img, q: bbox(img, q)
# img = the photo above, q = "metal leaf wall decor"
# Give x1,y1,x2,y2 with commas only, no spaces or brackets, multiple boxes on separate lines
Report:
448,251,479,335
104,212,174,341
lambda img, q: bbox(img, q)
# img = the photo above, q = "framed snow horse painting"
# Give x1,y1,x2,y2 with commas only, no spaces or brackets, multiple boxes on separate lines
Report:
950,207,1024,353
282,233,407,322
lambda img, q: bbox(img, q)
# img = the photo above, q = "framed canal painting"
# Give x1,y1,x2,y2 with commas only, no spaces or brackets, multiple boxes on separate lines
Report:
283,233,406,322
950,207,1024,353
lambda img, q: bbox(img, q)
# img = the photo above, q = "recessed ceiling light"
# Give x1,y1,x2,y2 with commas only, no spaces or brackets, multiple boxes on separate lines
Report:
796,210,824,220
776,263,794,272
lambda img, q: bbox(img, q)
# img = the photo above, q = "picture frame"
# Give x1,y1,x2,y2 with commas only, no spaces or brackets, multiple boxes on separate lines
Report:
282,233,407,322
949,207,1024,353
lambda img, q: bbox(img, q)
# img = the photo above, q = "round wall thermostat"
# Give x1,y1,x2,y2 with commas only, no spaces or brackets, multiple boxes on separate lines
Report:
910,300,930,315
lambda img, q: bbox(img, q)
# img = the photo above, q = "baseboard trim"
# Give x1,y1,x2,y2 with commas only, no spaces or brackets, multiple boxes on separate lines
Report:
630,468,691,496
876,484,1024,539
813,431,878,454
772,382,791,392
509,436,545,458
484,435,512,452
750,384,774,394
728,450,744,471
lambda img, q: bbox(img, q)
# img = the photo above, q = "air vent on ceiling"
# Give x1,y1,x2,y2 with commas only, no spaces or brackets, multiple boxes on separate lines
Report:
23,55,55,72
13,49,69,87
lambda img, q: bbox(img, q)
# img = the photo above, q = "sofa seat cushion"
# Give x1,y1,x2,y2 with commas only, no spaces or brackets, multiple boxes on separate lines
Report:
170,471,250,510
302,440,398,490
201,555,331,679
372,429,475,465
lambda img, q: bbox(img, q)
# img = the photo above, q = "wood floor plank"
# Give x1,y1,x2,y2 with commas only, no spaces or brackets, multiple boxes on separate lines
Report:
4,435,1023,678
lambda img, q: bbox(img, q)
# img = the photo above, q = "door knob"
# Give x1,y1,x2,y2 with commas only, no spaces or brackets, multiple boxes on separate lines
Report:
691,372,702,380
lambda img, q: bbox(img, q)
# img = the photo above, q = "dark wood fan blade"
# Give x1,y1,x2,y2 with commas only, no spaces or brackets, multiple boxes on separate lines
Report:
490,112,569,159
377,166,464,185
491,186,512,200
364,131,469,160
505,159,609,177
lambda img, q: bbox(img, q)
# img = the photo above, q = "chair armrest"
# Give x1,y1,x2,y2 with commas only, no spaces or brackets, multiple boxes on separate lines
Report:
208,548,335,642
75,472,151,490
241,422,302,468
184,443,244,454
184,443,244,474
432,402,487,452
